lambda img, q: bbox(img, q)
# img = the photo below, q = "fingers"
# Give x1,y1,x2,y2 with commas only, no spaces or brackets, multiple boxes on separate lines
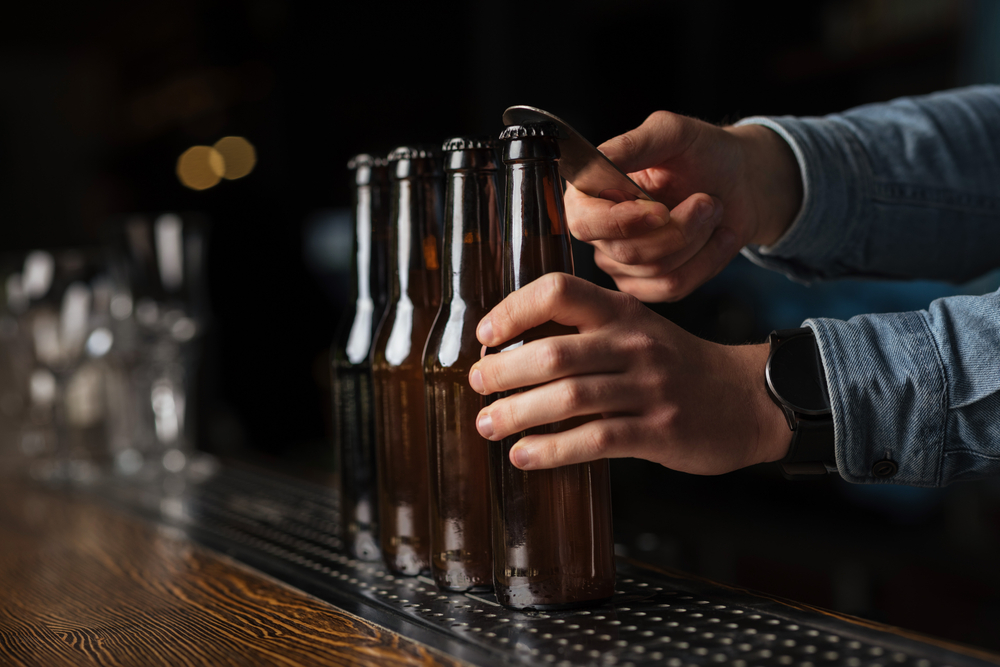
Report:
477,374,634,443
469,333,622,396
507,417,643,470
565,182,671,244
591,193,722,267
476,273,624,347
598,110,701,175
610,226,740,302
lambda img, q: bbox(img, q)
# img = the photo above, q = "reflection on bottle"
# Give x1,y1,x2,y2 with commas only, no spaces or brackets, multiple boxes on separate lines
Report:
423,137,501,592
372,146,441,576
332,154,391,562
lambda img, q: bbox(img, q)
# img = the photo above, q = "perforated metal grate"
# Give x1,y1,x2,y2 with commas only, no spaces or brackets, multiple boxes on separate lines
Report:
99,467,996,667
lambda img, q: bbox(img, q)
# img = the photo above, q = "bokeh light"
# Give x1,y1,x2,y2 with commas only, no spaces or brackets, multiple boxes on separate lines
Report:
176,146,225,190
213,136,256,180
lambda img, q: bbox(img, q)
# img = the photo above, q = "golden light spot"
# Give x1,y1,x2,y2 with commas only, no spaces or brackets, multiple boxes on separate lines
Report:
177,146,225,190
213,136,257,179
423,236,439,270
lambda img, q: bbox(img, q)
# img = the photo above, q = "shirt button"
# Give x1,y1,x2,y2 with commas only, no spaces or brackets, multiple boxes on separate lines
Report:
872,459,898,478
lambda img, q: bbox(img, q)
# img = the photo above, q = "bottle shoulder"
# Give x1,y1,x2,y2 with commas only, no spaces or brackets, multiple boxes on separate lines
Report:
424,298,490,374
373,298,439,371
332,300,382,365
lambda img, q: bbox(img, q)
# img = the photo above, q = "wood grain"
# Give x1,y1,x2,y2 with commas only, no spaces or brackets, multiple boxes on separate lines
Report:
0,480,467,667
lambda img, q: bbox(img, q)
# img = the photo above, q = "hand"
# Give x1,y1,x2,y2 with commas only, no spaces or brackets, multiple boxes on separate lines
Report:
566,111,803,302
468,273,792,473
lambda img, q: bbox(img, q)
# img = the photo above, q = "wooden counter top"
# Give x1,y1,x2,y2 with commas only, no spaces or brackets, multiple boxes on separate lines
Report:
0,480,464,666
3,467,997,667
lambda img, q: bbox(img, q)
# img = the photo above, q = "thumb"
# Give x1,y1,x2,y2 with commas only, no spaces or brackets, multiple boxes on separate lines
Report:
598,110,698,175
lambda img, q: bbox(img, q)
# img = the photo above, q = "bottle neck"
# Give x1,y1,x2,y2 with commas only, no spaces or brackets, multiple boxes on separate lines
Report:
351,184,374,306
389,172,441,308
501,157,574,298
441,168,500,309
350,167,390,310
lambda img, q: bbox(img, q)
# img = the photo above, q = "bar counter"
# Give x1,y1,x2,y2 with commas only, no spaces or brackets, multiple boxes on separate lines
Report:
1,465,997,667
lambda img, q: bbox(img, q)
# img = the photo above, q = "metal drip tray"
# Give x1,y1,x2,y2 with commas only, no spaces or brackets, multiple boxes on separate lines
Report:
98,467,995,667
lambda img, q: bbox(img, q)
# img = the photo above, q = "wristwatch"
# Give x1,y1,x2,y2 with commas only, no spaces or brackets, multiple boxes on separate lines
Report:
764,327,837,479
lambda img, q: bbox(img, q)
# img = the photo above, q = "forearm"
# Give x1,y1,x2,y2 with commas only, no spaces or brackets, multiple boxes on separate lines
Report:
738,85,1000,283
809,289,1000,486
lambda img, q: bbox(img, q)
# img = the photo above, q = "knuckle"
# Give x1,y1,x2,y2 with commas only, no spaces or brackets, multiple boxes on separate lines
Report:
605,240,644,266
540,272,573,305
659,406,682,434
558,380,585,412
585,424,614,458
477,360,498,392
674,217,698,247
490,303,512,338
656,274,688,302
647,109,671,125
614,132,637,161
493,399,517,434
537,341,568,375
601,130,638,164
545,438,570,466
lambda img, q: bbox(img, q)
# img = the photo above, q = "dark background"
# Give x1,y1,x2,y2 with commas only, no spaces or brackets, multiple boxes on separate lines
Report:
2,0,1000,650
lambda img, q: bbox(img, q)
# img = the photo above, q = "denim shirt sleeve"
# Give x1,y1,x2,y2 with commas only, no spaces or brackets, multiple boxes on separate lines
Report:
805,292,1000,487
736,85,1000,282
735,86,1000,486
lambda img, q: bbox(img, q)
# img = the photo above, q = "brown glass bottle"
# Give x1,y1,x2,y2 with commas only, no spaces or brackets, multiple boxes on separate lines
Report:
331,154,390,561
488,122,616,610
422,137,501,592
371,146,442,576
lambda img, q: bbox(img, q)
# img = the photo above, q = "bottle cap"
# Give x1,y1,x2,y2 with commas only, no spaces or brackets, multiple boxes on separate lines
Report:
387,145,440,179
499,122,561,141
442,137,498,171
348,153,388,186
348,153,373,169
387,145,438,162
500,123,560,161
442,137,498,152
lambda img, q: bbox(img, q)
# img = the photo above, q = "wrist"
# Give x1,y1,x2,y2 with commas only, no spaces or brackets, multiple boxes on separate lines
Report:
727,123,803,247
727,342,794,465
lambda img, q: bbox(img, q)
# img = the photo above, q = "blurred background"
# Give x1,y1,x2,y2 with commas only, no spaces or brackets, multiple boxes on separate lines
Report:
1,0,999,650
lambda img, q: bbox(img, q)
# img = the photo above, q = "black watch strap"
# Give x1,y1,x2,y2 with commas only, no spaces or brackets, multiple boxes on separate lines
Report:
780,420,835,477
765,328,836,480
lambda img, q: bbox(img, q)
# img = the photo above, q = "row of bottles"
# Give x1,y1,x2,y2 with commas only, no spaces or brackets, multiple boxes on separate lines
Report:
331,123,615,609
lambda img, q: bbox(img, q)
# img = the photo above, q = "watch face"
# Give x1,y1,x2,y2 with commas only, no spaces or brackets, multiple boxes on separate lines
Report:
766,334,831,415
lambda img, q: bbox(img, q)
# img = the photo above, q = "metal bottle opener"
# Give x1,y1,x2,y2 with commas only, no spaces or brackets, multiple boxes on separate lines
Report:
502,105,654,202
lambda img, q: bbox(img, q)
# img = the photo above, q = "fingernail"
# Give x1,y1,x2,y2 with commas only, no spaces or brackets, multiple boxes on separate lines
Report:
477,317,494,344
697,200,716,223
477,413,494,439
469,368,485,393
511,446,531,468
643,212,666,229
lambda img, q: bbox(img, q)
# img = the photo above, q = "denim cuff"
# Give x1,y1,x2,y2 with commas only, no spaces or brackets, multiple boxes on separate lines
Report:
735,115,869,284
804,314,946,487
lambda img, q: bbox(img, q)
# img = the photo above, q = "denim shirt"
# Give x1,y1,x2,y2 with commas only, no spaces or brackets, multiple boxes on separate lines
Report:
736,85,1000,487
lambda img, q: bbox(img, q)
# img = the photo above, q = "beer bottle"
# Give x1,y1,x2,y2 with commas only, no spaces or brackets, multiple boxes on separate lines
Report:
331,154,390,561
423,137,501,592
371,146,442,576
488,122,616,609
